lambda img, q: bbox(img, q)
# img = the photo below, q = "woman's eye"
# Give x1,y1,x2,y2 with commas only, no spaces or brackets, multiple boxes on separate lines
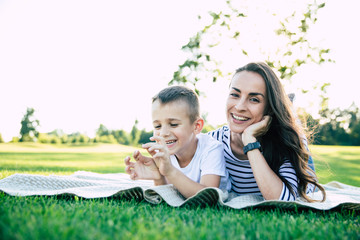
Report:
250,98,260,103
154,125,161,129
230,93,239,97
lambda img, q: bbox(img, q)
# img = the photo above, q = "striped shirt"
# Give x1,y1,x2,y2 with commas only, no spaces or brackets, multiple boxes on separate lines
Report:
208,126,314,201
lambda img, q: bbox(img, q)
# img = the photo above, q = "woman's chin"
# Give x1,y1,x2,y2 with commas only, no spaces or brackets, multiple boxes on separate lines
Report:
228,123,246,134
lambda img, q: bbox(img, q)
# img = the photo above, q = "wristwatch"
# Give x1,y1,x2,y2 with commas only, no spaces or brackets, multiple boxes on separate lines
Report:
243,141,261,155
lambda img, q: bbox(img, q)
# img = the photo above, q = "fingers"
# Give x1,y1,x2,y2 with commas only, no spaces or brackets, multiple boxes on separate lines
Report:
124,155,137,179
142,142,157,156
150,135,166,146
143,135,165,147
133,150,143,161
263,115,272,125
264,115,272,131
152,151,166,159
142,143,167,156
124,156,131,166
251,115,272,138
125,165,132,174
125,164,138,180
260,115,272,132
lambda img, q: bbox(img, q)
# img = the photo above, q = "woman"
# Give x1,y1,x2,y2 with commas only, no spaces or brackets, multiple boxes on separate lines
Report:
209,62,326,202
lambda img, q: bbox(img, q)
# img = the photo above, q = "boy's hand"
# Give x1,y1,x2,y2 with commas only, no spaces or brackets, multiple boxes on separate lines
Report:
242,115,272,145
124,150,162,180
142,136,176,177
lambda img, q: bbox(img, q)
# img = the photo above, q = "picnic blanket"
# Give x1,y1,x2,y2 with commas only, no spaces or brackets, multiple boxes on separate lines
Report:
1,171,359,211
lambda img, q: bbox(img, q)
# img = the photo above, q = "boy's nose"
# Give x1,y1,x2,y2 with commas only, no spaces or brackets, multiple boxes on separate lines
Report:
159,126,170,137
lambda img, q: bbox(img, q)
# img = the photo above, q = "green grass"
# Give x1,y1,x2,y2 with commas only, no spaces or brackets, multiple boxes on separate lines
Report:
310,145,360,186
0,142,143,179
0,143,359,240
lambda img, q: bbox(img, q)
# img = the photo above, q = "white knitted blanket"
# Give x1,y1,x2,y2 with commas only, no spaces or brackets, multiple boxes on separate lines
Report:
1,171,359,210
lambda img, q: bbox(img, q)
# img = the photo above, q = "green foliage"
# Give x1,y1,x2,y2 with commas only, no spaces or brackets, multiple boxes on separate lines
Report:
201,113,216,133
270,1,331,81
0,134,4,143
19,107,40,142
138,129,153,144
95,123,148,146
312,103,360,146
78,134,89,144
99,135,117,144
201,124,215,133
297,103,360,146
96,124,110,137
170,0,332,98
37,133,52,144
130,119,141,145
60,135,68,144
112,129,131,145
10,137,19,143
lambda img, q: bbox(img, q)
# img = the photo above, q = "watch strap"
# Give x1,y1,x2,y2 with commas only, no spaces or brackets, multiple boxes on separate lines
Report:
243,141,261,155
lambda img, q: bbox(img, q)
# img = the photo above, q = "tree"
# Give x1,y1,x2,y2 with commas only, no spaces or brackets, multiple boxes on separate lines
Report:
170,0,332,98
138,129,153,145
130,119,141,145
96,124,110,136
308,103,360,146
0,133,4,143
112,129,130,145
19,107,40,142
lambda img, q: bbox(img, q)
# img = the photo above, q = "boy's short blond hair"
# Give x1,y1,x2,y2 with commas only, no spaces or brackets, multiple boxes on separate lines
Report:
152,86,200,123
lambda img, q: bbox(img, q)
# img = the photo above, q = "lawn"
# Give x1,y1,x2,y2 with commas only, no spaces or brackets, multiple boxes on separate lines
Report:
0,143,359,240
310,145,360,186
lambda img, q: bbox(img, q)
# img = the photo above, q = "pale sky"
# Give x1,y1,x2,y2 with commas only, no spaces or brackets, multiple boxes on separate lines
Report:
0,0,359,142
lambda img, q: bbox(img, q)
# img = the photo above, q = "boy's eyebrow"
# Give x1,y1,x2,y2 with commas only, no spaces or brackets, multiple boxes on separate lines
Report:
168,118,181,121
231,87,265,98
152,118,181,123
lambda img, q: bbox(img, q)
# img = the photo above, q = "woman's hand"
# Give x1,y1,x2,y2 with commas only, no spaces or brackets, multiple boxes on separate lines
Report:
242,115,272,145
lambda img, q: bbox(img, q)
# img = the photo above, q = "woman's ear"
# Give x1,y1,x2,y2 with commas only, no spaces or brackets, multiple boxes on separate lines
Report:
194,118,204,134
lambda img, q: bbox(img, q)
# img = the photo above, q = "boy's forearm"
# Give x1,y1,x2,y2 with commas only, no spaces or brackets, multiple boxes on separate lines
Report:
165,169,207,198
154,175,167,186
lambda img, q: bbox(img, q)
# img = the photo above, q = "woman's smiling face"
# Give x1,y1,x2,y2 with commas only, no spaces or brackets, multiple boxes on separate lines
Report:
226,71,268,134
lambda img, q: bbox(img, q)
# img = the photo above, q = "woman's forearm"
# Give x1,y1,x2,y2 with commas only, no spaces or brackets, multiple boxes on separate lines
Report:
247,149,284,200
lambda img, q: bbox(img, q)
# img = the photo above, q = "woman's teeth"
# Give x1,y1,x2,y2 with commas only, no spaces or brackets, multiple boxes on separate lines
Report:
232,114,249,121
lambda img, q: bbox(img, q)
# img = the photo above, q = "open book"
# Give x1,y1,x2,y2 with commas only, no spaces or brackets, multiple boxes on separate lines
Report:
1,171,359,211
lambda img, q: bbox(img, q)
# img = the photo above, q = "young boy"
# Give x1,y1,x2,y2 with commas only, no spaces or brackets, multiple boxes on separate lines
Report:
124,86,227,198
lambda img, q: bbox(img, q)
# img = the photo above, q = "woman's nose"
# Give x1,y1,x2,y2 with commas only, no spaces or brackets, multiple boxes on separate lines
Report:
235,98,246,111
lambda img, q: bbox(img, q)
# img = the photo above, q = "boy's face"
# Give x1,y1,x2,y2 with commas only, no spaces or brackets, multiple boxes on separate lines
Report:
152,100,198,156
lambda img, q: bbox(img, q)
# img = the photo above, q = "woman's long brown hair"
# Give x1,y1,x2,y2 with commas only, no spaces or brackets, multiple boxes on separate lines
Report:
235,62,326,202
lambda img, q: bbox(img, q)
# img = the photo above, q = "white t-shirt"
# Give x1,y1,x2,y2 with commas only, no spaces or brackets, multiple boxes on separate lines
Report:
170,133,229,190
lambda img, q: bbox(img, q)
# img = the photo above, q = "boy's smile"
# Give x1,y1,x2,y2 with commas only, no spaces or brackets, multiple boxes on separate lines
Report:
152,100,199,163
165,140,177,149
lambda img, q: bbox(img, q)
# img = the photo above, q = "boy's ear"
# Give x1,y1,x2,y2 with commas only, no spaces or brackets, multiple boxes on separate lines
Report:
194,118,204,133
